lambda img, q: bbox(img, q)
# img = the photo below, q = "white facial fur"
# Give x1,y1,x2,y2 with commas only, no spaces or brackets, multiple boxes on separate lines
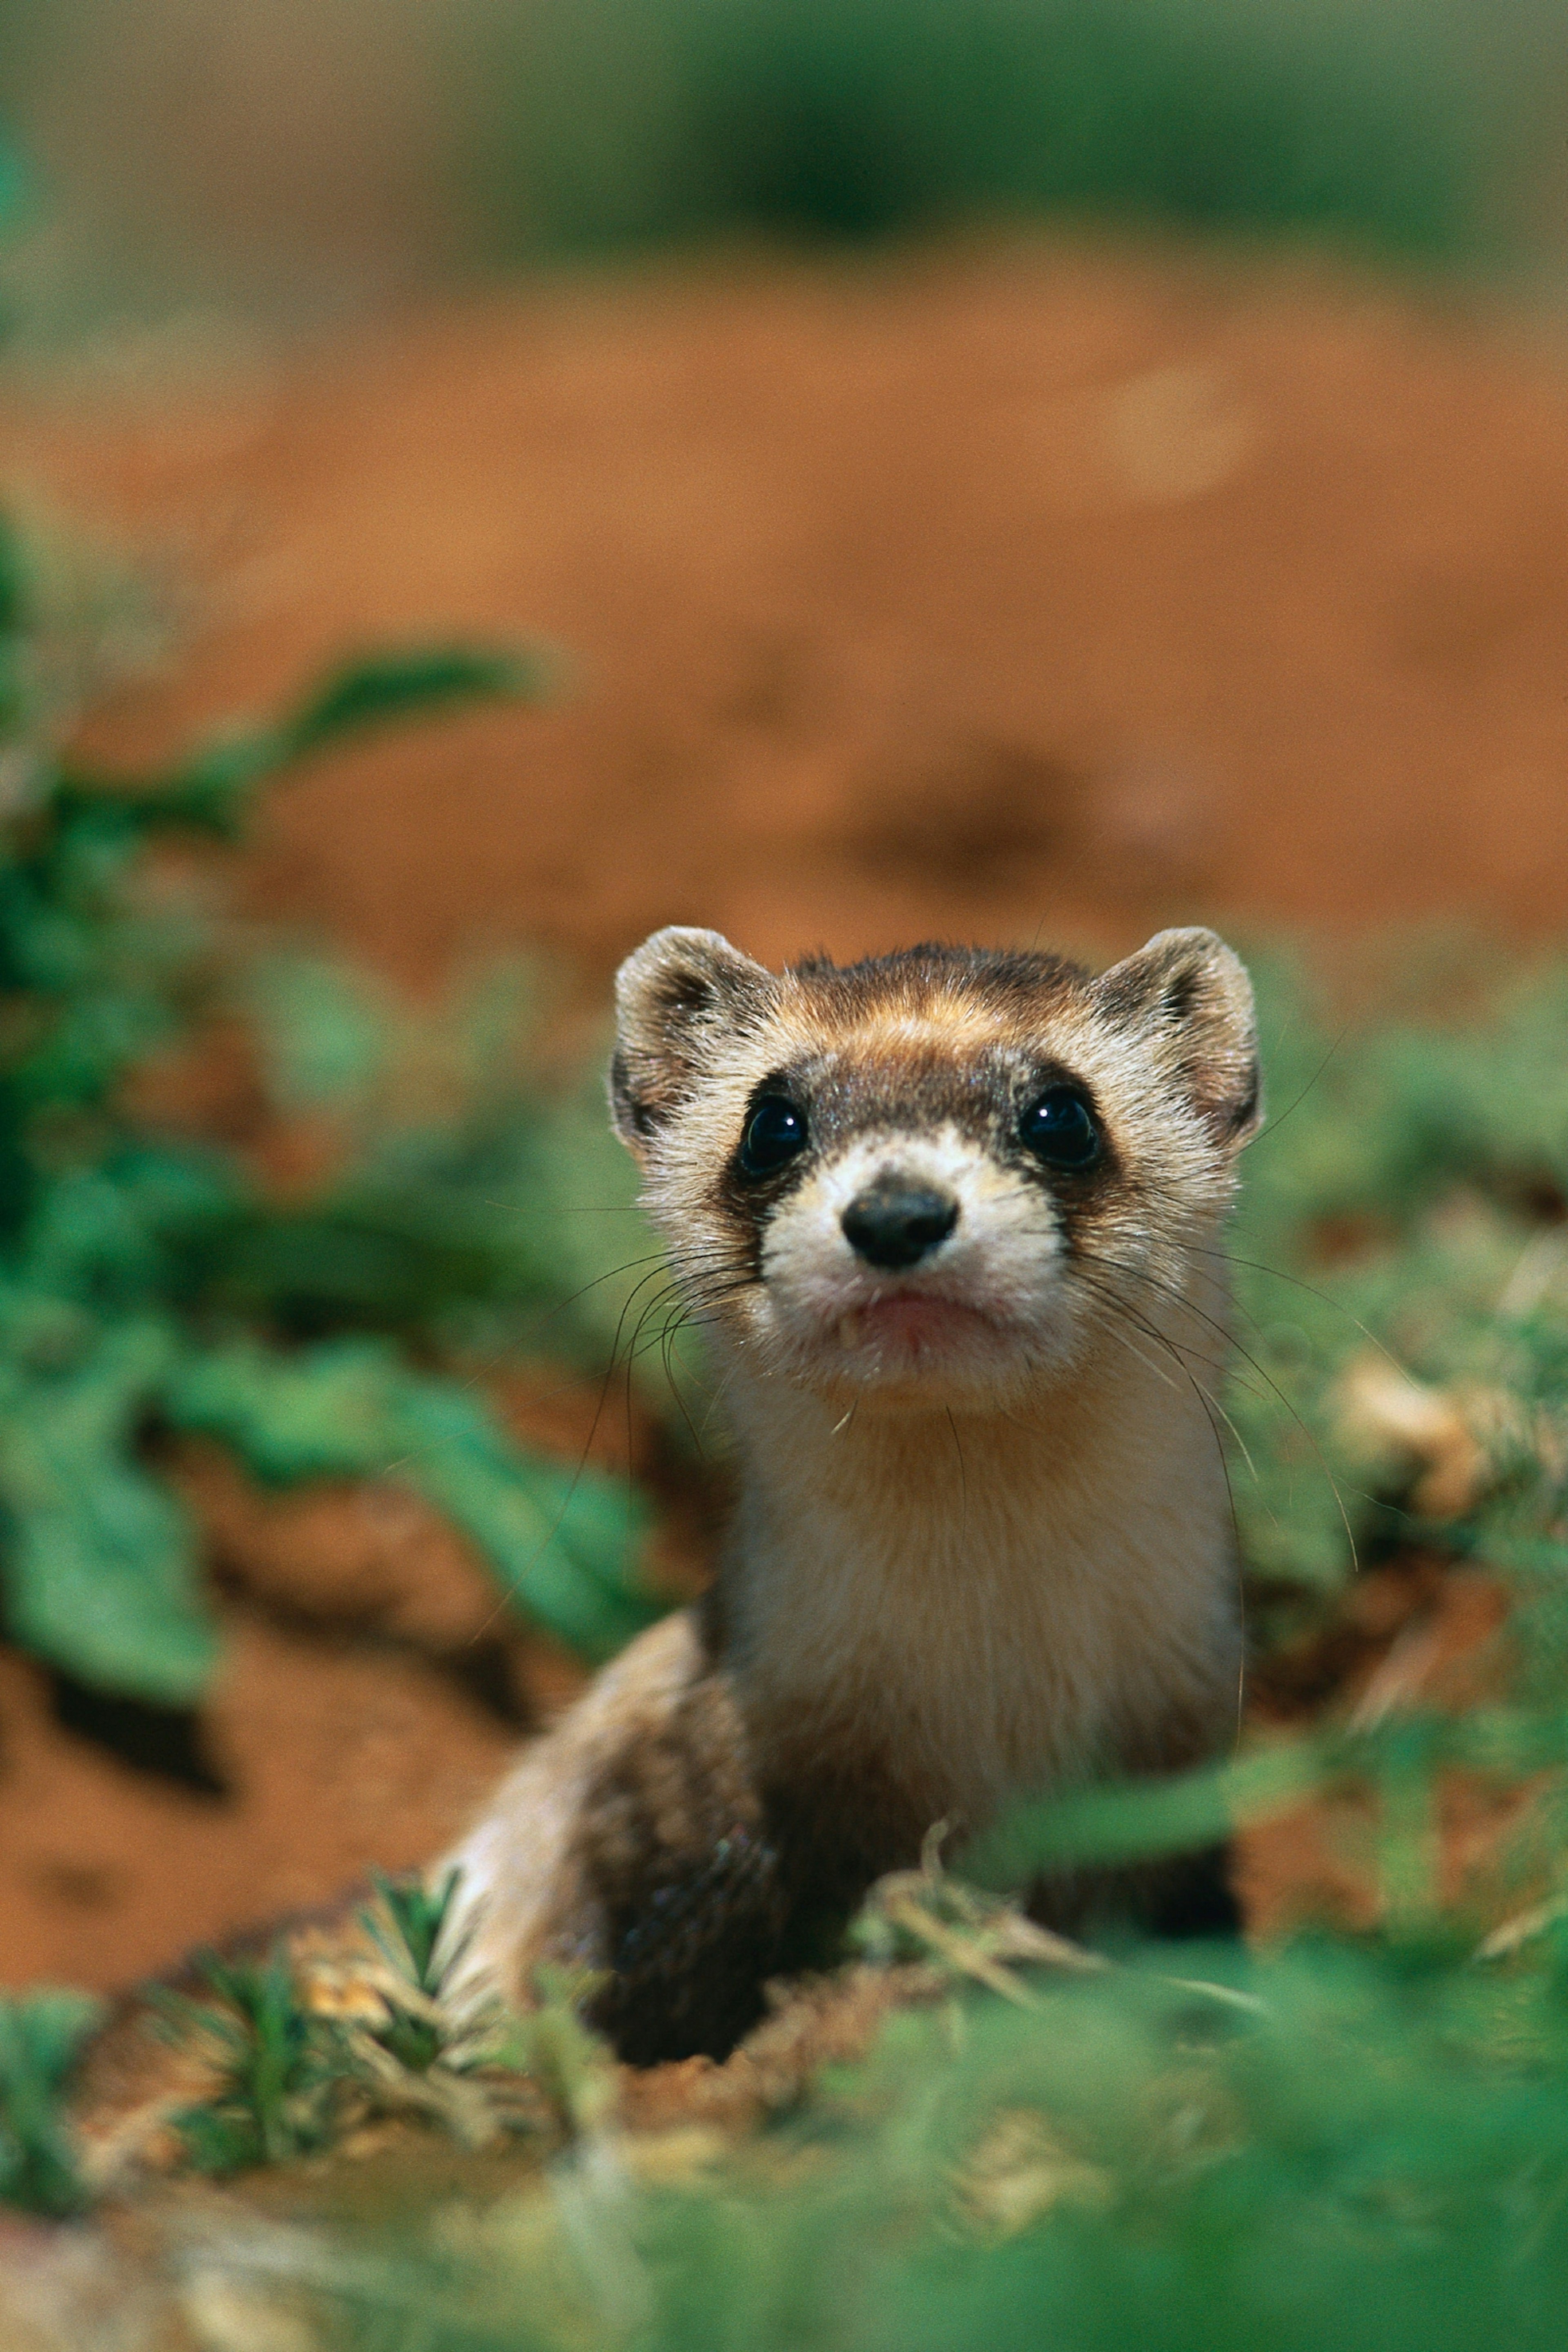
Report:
751,1122,1077,1402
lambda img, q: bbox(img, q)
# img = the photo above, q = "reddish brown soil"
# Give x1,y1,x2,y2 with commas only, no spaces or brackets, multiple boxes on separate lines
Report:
0,1619,517,1992
2,232,1566,1993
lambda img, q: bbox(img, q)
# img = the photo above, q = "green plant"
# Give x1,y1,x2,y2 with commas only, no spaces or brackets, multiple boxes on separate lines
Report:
337,1879,615,2147
358,1869,464,2076
201,1899,1568,2351
153,1877,479,2175
459,0,1543,261
153,1872,600,2173
0,1989,100,2215
157,1946,348,2173
0,508,663,1706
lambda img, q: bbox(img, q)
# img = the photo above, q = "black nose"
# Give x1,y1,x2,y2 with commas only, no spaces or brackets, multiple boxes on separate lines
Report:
841,1181,959,1270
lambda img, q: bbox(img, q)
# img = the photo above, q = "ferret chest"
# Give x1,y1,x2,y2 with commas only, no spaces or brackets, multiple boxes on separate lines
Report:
726,1389,1234,1840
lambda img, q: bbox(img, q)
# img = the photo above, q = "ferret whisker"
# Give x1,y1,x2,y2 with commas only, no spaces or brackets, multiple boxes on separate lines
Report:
1071,1276,1236,1460
1193,1245,1410,1372
944,1407,969,1542
1189,1374,1264,1489
568,1257,694,1495
1250,1023,1352,1149
692,1354,744,1444
1071,1289,1184,1397
1076,1247,1359,1571
1070,1268,1267,1430
1062,1272,1266,1546
655,1300,708,1456
624,1285,693,1368
1074,1248,1276,1388
551,1241,747,1329
1069,1267,1252,1705
1068,1259,1244,1394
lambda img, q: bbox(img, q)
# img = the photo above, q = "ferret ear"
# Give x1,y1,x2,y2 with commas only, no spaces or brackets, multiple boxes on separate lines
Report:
1093,927,1263,1149
609,926,775,1156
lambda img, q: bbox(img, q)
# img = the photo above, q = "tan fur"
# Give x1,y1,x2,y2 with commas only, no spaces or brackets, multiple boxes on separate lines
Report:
442,928,1261,2058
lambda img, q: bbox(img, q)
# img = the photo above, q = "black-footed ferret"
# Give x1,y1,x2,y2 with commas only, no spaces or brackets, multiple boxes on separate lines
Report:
443,925,1261,2064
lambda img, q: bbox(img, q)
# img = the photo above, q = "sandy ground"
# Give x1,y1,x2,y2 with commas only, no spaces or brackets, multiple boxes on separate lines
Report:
1,230,1565,1990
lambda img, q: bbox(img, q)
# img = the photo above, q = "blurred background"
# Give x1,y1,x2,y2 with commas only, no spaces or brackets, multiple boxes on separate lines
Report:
0,0,1567,2017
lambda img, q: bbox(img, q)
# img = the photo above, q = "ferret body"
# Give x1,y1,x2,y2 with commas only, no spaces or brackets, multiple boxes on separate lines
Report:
443,925,1262,2063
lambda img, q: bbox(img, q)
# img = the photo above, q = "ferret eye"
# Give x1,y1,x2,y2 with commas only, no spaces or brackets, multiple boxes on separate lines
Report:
738,1096,809,1178
1019,1087,1100,1170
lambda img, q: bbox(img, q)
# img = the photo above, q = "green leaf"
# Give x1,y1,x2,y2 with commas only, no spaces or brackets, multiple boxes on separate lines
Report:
245,953,393,1113
0,1990,103,2216
963,1740,1328,1888
281,647,548,753
55,644,546,835
166,1336,402,1480
0,1316,220,1702
165,1338,661,1661
158,1945,341,2172
395,1376,656,1658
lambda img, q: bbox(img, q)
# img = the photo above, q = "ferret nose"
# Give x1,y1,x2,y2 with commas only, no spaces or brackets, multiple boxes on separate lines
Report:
841,1180,959,1270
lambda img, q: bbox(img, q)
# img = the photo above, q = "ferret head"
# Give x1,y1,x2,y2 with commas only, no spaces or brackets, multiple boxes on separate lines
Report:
608,929,1261,1412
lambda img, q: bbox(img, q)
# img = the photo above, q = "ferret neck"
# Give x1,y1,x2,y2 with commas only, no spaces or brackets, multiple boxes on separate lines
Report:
710,1333,1238,1818
720,1352,1176,1582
